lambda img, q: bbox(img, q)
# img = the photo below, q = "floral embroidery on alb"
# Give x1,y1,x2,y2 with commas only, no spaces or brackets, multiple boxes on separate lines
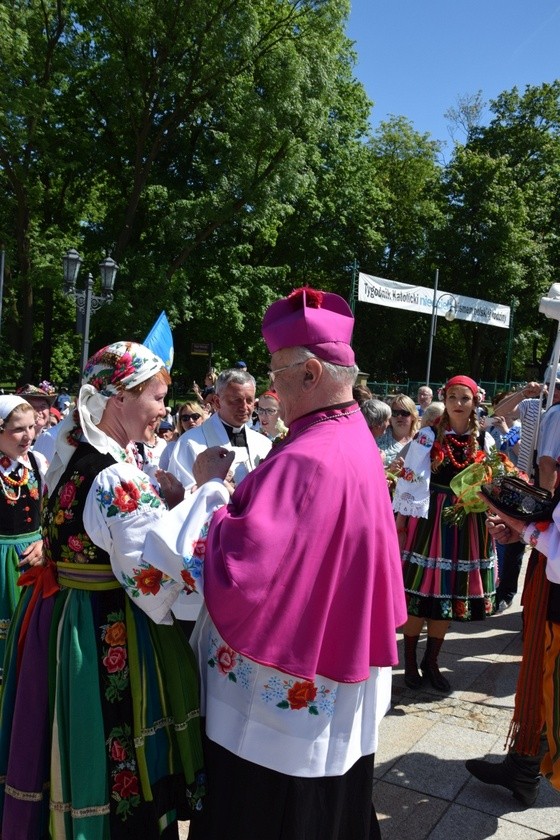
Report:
262,675,337,717
207,634,254,688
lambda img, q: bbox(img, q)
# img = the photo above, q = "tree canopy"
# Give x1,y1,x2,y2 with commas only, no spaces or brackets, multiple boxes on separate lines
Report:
1,2,559,389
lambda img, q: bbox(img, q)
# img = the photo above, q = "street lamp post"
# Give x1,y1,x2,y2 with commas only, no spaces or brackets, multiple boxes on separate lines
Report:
425,286,458,387
62,248,118,382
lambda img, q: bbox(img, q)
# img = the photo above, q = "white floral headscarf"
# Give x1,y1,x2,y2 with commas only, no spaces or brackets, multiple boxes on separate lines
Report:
46,342,165,493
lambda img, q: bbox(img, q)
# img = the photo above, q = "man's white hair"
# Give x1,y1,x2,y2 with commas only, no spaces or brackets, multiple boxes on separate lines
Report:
289,347,358,387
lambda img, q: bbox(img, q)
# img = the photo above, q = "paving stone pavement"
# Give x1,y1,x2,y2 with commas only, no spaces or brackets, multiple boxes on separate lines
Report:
375,561,560,839
179,561,560,838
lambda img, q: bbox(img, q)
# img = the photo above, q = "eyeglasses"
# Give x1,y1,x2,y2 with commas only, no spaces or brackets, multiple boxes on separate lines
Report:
268,361,306,383
257,407,278,416
392,409,411,418
181,413,201,422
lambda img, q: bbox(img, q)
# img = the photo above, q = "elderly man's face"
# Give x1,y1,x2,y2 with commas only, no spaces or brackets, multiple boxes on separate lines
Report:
417,388,433,408
216,382,255,427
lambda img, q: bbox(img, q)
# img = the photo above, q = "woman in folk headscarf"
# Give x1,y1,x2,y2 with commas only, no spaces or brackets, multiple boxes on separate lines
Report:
0,396,47,678
0,342,204,840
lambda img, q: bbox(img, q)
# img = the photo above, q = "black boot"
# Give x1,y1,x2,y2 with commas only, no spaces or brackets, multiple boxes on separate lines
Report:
465,752,541,807
420,636,451,693
403,634,423,689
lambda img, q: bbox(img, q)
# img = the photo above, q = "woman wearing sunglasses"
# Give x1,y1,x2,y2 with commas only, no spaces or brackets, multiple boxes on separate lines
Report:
177,401,205,432
159,401,207,471
377,394,420,465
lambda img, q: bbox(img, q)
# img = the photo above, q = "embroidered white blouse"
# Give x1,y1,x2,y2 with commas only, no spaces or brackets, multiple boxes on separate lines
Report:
82,461,185,624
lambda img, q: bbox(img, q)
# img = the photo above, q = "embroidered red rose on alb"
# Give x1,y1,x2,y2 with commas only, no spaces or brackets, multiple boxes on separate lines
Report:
216,645,237,675
287,680,317,710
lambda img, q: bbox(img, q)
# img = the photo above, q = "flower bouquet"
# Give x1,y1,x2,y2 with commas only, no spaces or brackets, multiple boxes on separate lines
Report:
442,449,521,527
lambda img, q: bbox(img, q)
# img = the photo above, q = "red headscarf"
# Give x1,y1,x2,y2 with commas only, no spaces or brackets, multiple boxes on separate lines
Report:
443,375,478,396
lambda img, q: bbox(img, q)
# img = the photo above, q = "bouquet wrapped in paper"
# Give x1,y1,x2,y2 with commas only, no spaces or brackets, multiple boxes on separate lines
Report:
443,449,520,527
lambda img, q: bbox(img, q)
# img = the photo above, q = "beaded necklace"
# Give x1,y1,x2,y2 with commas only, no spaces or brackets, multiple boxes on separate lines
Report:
0,462,30,502
443,433,476,469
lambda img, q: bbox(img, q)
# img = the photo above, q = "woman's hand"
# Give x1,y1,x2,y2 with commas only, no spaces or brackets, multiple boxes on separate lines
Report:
156,470,186,509
19,539,44,567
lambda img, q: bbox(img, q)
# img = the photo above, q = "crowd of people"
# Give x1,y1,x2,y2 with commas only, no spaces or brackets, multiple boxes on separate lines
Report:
0,287,559,838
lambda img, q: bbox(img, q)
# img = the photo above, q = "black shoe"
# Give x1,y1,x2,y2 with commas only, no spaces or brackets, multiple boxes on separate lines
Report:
419,659,451,693
404,668,423,689
465,758,540,807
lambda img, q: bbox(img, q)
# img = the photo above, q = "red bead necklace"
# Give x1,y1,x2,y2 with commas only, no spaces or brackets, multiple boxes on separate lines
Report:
443,434,476,469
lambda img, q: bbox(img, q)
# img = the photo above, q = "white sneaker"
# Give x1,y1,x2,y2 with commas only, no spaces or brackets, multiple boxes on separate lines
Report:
498,599,512,612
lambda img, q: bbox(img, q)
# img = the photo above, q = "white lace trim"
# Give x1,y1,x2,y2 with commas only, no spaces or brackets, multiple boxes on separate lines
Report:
393,496,429,518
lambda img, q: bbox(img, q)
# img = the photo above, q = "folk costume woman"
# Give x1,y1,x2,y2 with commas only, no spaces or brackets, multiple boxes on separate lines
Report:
0,343,204,840
0,395,47,679
393,375,497,693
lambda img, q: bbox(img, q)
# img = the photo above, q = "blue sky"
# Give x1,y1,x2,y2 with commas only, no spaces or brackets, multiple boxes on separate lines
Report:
347,1,560,149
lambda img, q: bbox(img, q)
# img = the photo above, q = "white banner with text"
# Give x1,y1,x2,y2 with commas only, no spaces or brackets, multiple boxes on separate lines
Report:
358,273,510,329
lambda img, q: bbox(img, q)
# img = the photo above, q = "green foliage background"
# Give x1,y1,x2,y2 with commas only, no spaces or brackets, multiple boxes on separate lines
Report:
1,1,560,389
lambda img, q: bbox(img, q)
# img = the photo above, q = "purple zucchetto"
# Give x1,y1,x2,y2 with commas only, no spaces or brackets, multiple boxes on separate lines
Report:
261,287,355,366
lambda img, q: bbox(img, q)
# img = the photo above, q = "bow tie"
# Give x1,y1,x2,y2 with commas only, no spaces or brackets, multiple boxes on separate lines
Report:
223,423,247,448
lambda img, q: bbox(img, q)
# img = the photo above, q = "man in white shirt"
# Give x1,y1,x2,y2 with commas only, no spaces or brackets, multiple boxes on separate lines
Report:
167,369,271,630
168,369,271,491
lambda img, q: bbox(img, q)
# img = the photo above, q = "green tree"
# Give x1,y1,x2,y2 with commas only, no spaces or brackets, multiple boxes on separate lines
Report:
0,0,360,381
352,117,446,381
437,82,560,381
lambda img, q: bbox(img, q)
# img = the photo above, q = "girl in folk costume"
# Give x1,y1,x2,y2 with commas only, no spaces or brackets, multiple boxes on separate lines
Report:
0,396,47,677
393,376,497,693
